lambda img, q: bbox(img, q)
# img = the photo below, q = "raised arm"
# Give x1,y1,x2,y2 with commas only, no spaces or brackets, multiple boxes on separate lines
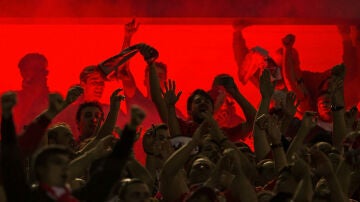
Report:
311,150,348,202
216,75,256,136
1,92,30,202
68,135,115,180
291,157,313,202
162,79,182,136
253,69,274,160
286,111,317,160
77,89,125,154
72,105,145,202
160,121,207,201
265,114,288,172
117,19,139,98
330,64,347,152
281,34,310,111
19,86,83,156
232,22,251,84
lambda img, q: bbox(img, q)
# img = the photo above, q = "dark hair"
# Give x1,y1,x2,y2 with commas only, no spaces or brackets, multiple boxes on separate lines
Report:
185,186,219,202
145,61,167,75
18,53,48,71
143,124,168,138
142,124,169,155
76,101,104,123
80,65,103,83
187,89,214,112
47,122,72,140
117,178,145,199
32,145,74,180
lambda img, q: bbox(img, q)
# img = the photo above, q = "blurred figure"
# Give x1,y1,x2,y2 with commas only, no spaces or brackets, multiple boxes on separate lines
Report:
12,53,49,133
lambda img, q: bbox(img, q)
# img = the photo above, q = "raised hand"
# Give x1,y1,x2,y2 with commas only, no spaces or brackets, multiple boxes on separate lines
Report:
130,105,146,128
300,111,318,130
124,18,139,37
282,34,296,48
192,121,209,145
282,91,299,117
213,74,239,95
65,85,83,105
266,114,282,143
162,79,182,106
260,69,275,99
1,91,17,114
138,43,158,64
110,88,125,109
48,93,66,115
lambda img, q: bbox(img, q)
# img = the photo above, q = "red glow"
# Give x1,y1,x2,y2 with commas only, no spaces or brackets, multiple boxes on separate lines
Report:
0,23,343,111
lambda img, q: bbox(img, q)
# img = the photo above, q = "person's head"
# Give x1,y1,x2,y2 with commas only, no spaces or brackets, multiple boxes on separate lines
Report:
115,178,151,202
47,123,75,150
199,137,222,164
316,92,332,122
142,124,172,158
257,159,276,185
313,178,331,202
185,186,219,202
33,146,74,187
187,89,214,123
144,62,167,92
188,156,215,185
80,65,105,102
18,53,49,87
274,166,298,195
76,102,104,139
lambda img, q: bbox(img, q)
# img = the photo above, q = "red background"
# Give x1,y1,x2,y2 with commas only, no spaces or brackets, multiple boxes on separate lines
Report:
0,23,344,117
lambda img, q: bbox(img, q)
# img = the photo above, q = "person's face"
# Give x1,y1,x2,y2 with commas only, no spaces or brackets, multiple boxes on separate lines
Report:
189,158,214,185
77,106,103,137
200,141,221,163
189,94,214,123
152,129,172,156
49,126,75,150
82,72,105,102
38,154,70,187
21,64,49,86
144,66,167,92
317,94,332,122
121,183,151,202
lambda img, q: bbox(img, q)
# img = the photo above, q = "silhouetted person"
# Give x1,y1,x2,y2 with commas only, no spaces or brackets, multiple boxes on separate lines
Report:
13,53,50,133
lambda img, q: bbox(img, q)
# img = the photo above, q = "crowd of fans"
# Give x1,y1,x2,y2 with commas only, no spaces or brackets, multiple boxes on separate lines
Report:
0,20,359,202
